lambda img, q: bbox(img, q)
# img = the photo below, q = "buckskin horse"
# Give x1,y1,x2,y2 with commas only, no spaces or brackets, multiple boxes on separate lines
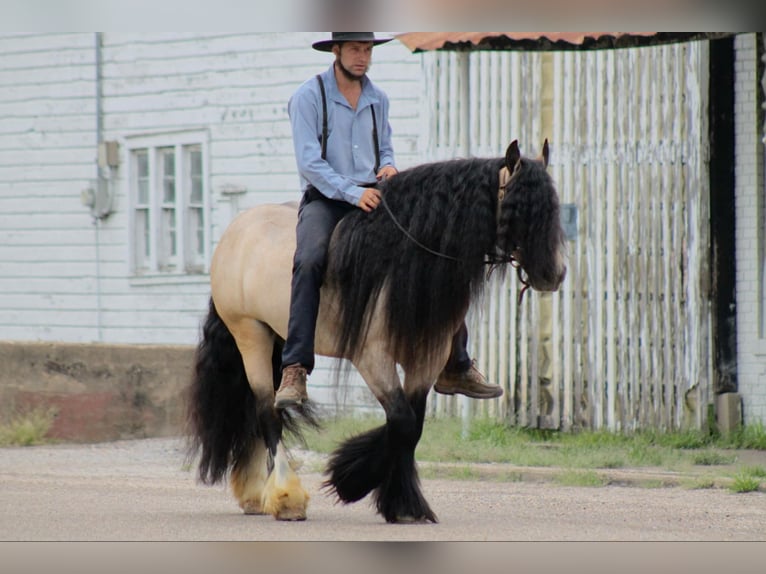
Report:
186,140,566,523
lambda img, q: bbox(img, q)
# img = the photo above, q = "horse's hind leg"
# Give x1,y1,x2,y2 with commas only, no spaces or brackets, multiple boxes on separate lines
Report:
231,439,269,514
262,442,310,521
231,320,309,520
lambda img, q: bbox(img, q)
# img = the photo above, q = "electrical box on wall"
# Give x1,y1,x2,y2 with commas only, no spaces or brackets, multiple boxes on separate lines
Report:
98,140,120,168
81,178,114,219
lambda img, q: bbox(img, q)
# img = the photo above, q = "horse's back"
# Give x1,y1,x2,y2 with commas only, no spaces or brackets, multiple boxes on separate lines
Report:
211,202,299,335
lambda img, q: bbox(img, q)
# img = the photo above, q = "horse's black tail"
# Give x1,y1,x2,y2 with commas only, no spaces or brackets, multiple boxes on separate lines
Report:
185,298,320,485
185,298,260,484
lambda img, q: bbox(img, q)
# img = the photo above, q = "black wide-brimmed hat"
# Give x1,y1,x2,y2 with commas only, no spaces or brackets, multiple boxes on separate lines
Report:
312,32,393,52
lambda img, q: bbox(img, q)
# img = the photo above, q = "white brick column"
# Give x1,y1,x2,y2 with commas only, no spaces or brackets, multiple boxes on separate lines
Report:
734,33,766,425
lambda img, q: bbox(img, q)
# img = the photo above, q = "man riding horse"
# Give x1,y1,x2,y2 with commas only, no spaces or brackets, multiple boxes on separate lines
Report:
276,32,503,408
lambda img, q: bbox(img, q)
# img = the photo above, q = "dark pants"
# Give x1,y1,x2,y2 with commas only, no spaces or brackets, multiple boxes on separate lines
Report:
281,189,354,372
281,188,472,374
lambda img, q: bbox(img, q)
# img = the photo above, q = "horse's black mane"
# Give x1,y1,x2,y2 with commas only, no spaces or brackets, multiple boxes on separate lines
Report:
327,156,505,371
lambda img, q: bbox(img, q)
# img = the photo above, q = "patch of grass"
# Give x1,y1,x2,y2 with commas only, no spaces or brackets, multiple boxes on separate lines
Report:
595,457,625,469
684,477,717,490
0,408,56,446
297,415,766,486
491,470,524,483
296,414,383,453
641,479,667,489
419,465,481,481
641,429,713,450
729,473,761,493
720,422,766,450
626,443,667,467
738,465,766,479
444,466,481,481
553,470,608,487
692,450,737,466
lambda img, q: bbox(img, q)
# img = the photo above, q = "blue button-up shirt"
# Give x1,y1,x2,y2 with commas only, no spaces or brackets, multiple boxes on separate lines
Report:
288,65,396,205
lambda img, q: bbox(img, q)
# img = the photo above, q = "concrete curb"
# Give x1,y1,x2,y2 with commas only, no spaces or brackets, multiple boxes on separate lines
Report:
416,460,766,492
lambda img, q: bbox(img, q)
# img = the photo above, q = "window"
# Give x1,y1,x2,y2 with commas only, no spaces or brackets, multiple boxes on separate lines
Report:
127,132,209,275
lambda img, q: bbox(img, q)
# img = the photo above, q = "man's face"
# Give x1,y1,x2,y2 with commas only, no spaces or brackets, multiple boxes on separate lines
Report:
333,41,373,80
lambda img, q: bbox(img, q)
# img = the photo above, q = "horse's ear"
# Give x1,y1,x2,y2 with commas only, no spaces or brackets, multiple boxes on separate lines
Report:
505,140,521,171
541,139,549,168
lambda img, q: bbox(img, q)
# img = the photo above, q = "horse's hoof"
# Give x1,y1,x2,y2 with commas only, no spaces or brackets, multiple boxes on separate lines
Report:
392,515,427,524
394,516,425,524
240,500,266,515
274,509,307,521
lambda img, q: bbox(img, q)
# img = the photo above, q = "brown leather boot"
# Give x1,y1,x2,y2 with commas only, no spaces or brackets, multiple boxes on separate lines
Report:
433,361,503,399
275,364,308,409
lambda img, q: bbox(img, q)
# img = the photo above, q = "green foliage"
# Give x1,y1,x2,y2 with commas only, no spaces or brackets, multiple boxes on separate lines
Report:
692,450,737,466
684,477,717,490
0,408,56,446
720,422,766,449
298,416,766,488
553,470,607,487
738,465,766,478
729,473,761,493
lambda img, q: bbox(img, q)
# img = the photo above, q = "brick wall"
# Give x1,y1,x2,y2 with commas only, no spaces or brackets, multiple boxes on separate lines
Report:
735,33,766,425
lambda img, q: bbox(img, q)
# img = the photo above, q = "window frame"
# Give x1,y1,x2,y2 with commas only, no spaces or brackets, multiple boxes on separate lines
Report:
125,130,211,279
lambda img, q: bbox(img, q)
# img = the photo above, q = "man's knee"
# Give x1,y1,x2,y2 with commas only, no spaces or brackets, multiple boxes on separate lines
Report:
293,242,329,275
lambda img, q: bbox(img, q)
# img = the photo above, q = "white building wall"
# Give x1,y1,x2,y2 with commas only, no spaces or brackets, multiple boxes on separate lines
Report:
0,32,422,413
0,33,101,342
734,33,766,425
0,33,421,342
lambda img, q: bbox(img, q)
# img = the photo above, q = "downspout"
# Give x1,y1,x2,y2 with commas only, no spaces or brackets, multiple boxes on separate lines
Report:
459,51,470,157
458,51,471,438
94,32,104,342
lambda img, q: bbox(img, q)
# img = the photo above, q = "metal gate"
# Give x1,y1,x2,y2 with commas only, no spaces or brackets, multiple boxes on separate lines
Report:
423,43,712,431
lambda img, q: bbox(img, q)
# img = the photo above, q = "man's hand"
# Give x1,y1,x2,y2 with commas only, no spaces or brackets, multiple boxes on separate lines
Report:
376,165,398,181
358,187,381,212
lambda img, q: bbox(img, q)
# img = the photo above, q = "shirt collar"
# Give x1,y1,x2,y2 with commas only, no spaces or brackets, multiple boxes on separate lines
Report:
322,64,379,109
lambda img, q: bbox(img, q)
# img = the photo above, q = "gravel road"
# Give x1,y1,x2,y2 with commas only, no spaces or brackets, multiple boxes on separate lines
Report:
2,437,765,541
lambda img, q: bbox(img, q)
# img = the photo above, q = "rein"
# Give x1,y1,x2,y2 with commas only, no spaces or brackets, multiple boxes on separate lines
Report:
379,167,531,304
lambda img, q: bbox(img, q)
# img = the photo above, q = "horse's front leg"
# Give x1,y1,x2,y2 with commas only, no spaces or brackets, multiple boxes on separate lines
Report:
324,349,439,523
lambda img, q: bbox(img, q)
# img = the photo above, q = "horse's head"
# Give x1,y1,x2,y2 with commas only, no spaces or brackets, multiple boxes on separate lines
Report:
497,139,567,293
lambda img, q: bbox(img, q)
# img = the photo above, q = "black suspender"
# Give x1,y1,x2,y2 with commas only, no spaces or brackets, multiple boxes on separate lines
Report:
371,105,380,174
316,74,329,161
316,74,380,174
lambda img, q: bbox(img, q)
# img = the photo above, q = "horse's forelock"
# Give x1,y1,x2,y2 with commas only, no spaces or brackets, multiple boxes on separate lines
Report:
498,161,563,281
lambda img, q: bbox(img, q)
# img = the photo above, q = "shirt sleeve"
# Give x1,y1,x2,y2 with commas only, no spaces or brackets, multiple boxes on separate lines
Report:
377,91,396,170
288,86,365,205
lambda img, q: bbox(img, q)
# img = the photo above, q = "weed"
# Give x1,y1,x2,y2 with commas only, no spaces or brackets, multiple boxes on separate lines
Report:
721,422,766,450
554,470,607,487
0,408,56,446
729,474,761,493
738,465,766,478
692,450,737,466
297,416,766,487
684,477,717,490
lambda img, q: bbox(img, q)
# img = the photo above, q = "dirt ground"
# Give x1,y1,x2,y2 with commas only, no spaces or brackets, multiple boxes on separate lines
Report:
1,437,764,542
